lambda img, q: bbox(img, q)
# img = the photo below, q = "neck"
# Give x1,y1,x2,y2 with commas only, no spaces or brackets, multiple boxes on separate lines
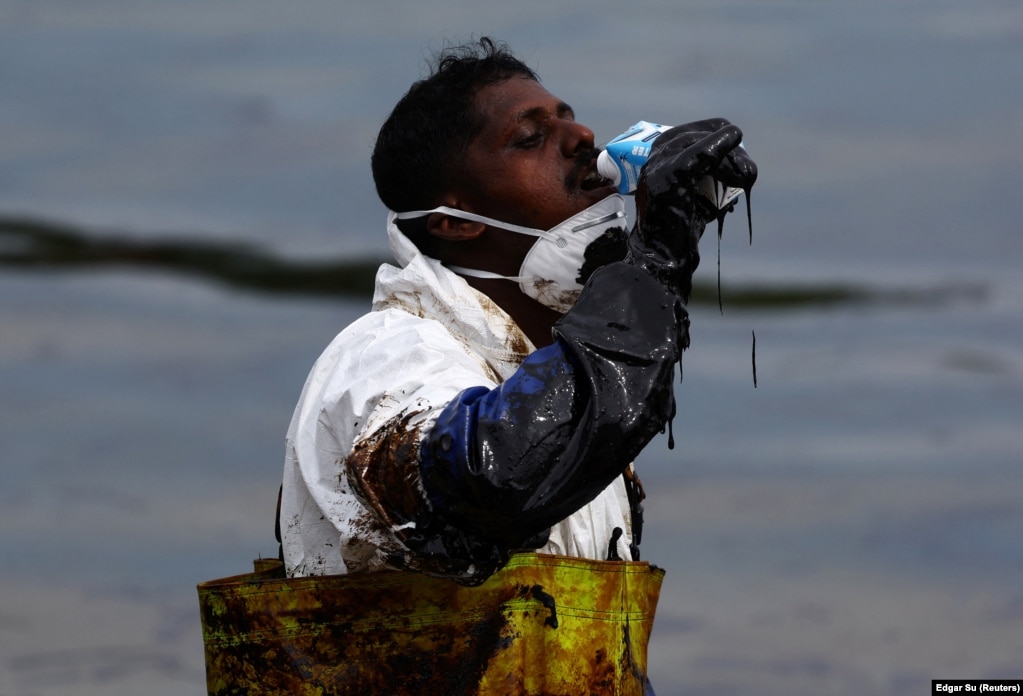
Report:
463,276,561,349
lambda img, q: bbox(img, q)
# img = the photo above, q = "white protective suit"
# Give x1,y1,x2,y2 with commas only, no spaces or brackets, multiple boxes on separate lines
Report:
280,216,633,578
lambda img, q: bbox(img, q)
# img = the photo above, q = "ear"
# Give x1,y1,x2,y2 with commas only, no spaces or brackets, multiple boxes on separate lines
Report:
426,208,486,241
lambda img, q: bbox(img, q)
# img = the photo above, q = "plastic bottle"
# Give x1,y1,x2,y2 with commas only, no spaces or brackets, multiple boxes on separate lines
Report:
596,120,743,209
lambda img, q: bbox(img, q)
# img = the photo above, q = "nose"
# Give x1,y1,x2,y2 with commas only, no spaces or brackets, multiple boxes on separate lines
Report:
561,119,596,157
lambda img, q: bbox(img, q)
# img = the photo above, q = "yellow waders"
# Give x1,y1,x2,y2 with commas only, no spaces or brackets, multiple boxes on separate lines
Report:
198,552,664,695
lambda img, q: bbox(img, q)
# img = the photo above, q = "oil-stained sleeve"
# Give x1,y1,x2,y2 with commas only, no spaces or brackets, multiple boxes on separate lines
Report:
413,260,684,582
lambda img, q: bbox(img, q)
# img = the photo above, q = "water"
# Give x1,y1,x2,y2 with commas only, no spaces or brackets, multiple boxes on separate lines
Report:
2,2,1022,694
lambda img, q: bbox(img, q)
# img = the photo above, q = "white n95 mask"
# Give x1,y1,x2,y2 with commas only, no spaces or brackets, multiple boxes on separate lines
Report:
393,194,628,313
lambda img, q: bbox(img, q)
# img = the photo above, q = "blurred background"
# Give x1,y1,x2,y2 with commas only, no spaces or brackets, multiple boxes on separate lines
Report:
1,1,1021,694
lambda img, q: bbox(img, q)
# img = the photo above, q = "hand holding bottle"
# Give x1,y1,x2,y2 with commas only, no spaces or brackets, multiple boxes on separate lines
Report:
626,118,758,300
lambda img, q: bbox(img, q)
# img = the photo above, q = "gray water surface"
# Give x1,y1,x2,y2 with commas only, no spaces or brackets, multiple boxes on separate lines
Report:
2,2,1022,694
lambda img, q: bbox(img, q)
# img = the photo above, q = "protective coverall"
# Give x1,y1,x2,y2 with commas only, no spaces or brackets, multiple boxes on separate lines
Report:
278,216,655,581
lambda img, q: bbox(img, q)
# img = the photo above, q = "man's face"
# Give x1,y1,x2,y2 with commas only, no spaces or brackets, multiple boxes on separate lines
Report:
451,76,617,231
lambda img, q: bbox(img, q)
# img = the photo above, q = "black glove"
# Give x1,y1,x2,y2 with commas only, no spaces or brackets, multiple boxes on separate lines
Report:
629,118,758,300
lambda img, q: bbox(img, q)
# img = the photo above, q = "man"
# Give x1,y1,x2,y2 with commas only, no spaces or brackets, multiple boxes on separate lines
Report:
200,37,756,695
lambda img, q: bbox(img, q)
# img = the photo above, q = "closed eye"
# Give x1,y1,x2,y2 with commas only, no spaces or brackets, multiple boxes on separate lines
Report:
514,131,545,149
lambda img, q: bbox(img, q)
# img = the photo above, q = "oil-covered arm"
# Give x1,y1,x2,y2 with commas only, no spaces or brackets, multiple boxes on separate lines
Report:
404,121,758,584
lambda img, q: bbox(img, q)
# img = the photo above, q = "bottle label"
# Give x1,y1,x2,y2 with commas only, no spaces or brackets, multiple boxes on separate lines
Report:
603,121,669,194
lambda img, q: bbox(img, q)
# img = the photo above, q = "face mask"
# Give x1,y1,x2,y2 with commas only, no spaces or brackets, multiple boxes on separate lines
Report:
393,194,628,313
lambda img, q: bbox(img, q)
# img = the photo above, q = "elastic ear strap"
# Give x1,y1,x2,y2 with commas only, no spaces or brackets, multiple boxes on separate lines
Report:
393,206,550,240
444,264,530,284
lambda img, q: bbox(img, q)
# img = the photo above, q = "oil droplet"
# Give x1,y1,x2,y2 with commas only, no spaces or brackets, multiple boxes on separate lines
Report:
752,329,758,388
744,187,753,245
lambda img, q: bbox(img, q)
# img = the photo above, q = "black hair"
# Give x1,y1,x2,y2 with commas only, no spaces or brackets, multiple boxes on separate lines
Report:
371,37,538,215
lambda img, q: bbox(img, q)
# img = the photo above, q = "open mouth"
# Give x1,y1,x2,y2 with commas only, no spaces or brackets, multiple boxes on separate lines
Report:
579,161,613,192
568,150,615,195
580,170,611,191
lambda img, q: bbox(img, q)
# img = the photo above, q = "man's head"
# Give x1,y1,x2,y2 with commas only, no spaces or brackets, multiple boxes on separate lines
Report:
371,37,538,216
372,38,625,344
372,38,617,242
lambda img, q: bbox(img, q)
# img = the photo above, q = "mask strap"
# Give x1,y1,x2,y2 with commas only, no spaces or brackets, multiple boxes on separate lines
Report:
444,265,530,284
395,206,624,237
393,206,558,241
